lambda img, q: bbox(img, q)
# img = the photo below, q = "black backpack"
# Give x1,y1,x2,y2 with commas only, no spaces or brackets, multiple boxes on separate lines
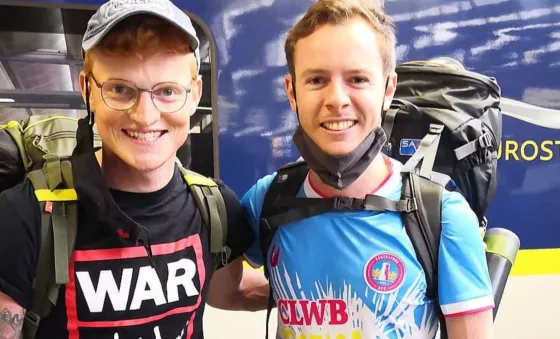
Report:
383,58,501,225
258,58,502,339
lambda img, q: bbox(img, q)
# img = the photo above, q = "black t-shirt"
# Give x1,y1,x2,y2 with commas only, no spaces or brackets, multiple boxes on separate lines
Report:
0,167,253,339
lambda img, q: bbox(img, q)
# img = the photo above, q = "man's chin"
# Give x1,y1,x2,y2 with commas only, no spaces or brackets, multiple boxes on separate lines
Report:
318,142,359,157
128,159,169,173
117,153,172,173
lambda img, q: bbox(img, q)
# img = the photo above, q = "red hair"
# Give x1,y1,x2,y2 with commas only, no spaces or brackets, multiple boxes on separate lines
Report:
83,14,197,79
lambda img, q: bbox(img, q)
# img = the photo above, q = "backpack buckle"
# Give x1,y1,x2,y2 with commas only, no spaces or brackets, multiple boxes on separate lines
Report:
332,197,354,211
479,133,492,149
429,124,444,134
220,246,232,266
25,310,41,327
398,198,418,213
382,141,393,155
480,216,488,230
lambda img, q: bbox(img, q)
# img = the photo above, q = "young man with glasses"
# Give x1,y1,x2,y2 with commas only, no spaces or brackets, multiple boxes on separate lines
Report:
0,1,268,339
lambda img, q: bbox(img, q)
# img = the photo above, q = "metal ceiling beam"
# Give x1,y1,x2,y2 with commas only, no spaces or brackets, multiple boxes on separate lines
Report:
0,53,83,66
0,5,87,35
0,54,213,72
0,42,33,117
0,89,84,109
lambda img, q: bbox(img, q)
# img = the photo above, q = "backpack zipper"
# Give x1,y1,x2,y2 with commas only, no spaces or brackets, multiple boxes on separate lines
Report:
33,131,102,142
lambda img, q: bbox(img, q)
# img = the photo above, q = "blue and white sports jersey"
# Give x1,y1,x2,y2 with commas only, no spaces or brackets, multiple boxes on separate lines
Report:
241,157,494,339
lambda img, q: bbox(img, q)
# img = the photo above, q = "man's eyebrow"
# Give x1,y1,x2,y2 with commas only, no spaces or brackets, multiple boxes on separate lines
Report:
345,69,376,76
300,68,328,78
299,68,377,78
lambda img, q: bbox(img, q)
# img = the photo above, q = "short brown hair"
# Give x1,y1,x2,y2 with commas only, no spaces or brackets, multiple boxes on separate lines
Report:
83,14,198,79
284,0,396,78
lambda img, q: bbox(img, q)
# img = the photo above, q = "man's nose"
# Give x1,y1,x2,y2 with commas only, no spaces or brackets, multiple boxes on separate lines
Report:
129,92,161,126
324,79,351,111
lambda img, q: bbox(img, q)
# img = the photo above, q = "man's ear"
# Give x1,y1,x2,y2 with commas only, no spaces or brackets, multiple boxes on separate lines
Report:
79,71,88,103
284,74,297,112
190,75,203,117
383,71,398,112
79,71,97,110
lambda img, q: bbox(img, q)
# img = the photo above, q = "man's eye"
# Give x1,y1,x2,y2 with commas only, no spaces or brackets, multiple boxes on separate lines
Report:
308,78,324,85
113,86,126,93
351,77,368,84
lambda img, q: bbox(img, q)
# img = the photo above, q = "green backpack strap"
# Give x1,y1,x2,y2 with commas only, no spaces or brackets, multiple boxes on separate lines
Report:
178,167,230,270
22,159,78,339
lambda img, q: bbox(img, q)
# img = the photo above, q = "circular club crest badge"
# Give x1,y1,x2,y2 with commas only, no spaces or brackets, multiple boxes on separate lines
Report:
364,252,406,293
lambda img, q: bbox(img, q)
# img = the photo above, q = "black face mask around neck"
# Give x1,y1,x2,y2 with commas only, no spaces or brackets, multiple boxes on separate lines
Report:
292,124,387,190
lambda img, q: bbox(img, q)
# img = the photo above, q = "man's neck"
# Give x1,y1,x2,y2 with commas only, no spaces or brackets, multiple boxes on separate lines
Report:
95,149,175,193
308,153,389,199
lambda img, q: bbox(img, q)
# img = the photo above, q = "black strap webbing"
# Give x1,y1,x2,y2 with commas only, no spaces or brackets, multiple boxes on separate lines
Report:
401,173,446,338
264,286,274,339
259,161,308,339
265,195,416,231
454,132,493,161
382,107,399,154
259,161,308,278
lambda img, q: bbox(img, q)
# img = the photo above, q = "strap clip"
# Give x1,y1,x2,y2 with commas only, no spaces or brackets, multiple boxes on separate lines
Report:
479,133,493,149
429,123,444,134
261,218,272,231
382,141,393,155
332,197,360,211
480,216,488,230
397,198,418,213
220,246,232,266
25,311,41,327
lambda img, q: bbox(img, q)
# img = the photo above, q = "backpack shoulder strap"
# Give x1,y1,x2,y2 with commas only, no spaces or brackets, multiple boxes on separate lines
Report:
23,159,77,339
401,172,448,338
259,160,308,339
399,123,449,338
400,173,443,295
179,167,229,270
259,160,309,278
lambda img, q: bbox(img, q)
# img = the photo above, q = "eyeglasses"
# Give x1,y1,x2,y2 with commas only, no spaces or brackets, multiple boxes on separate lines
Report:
88,73,192,113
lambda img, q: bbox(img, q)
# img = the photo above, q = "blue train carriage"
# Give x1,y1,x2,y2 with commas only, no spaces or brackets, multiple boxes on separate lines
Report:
0,0,558,338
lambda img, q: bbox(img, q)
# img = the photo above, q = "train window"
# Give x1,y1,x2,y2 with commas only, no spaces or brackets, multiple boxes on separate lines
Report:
0,3,216,178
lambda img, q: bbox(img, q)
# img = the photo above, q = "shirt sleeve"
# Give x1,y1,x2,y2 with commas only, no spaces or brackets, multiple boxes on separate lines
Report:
215,179,256,267
438,190,495,317
0,180,41,309
239,174,276,268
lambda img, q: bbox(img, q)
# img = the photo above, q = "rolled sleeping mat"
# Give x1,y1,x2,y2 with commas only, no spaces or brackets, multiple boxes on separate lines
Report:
484,227,521,320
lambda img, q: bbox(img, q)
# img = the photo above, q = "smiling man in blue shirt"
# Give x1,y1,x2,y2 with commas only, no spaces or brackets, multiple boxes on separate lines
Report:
240,0,495,338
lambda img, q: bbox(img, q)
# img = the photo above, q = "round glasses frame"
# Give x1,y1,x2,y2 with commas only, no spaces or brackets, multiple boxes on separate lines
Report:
88,73,192,113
